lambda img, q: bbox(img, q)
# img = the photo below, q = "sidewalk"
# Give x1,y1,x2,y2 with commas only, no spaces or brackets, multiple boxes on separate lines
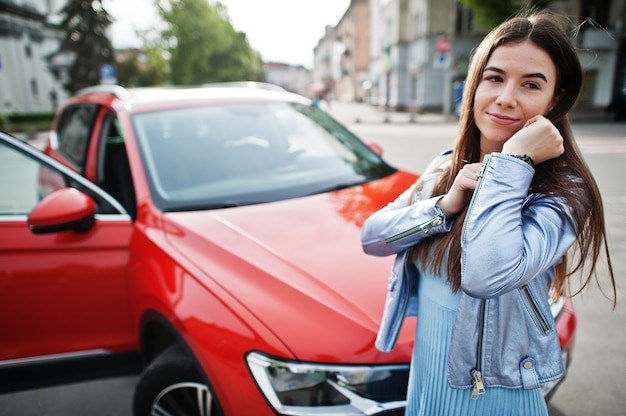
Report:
11,130,48,150
324,100,451,126
325,100,626,137
9,101,624,152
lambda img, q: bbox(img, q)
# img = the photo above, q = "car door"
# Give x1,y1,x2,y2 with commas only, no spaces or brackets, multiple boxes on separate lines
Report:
0,133,137,392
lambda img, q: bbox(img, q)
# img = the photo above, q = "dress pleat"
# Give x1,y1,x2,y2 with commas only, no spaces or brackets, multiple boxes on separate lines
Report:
405,267,549,416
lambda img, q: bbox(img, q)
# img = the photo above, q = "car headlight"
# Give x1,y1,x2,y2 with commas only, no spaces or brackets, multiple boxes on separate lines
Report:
246,352,408,415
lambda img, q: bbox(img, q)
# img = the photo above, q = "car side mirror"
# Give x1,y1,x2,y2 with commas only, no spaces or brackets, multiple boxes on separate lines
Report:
28,188,96,234
367,142,384,157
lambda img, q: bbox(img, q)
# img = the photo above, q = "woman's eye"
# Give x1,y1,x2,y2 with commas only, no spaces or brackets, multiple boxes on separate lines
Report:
524,82,541,90
484,75,503,83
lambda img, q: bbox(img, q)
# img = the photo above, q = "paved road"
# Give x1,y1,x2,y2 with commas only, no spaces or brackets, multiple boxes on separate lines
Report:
2,102,625,415
331,102,626,416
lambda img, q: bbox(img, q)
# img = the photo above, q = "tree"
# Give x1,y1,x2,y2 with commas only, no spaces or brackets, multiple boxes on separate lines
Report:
58,0,115,93
459,0,554,28
115,49,168,87
156,0,264,85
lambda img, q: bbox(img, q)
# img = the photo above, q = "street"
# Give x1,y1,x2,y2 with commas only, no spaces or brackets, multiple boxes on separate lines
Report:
1,101,625,415
334,103,626,416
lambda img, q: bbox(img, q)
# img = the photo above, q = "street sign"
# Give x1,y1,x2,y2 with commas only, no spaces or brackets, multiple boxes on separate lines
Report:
99,63,117,84
435,36,451,54
433,52,450,69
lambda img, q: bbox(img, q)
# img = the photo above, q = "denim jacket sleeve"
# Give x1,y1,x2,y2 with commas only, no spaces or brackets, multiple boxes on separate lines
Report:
461,153,578,298
361,151,454,257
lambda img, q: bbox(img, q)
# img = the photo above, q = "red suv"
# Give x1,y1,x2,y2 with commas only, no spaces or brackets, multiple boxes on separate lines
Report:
0,84,576,415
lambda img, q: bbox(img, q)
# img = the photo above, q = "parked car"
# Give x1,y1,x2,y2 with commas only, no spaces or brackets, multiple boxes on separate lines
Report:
0,83,576,415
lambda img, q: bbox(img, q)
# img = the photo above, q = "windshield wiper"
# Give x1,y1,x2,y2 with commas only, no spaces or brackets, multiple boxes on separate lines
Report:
305,180,366,196
167,201,244,212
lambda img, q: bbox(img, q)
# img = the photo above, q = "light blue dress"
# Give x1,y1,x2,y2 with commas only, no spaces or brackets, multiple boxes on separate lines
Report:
406,264,549,416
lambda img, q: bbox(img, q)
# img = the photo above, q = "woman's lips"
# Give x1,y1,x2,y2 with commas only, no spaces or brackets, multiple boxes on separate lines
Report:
487,112,519,125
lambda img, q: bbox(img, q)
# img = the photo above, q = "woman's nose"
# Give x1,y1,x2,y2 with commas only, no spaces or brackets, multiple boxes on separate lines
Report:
495,83,517,107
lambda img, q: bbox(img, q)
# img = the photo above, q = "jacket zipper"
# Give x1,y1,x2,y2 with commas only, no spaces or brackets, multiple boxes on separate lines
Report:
384,215,443,244
471,299,487,399
476,157,488,178
389,255,414,347
520,285,550,334
465,155,489,228
464,156,490,400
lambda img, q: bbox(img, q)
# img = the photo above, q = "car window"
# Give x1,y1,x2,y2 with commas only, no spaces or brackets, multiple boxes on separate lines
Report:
132,102,393,211
55,103,98,170
0,140,65,215
0,134,127,216
98,112,136,218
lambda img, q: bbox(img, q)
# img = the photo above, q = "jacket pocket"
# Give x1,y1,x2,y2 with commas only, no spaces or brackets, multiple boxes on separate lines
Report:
519,285,550,335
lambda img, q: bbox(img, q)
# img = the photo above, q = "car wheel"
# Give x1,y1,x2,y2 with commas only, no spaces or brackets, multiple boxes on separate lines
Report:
133,344,222,416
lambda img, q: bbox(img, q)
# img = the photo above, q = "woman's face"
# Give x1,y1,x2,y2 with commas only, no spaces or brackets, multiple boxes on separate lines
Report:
473,41,560,153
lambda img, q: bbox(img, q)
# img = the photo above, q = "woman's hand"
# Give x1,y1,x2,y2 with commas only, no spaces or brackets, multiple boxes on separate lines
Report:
501,115,564,164
437,162,483,218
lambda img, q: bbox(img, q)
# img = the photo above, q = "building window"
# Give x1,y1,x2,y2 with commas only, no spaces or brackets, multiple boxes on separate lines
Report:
455,4,474,36
25,44,32,58
30,79,39,97
580,70,598,105
413,11,425,38
580,0,611,28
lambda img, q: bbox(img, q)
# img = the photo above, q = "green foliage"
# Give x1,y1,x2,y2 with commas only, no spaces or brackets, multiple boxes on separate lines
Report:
115,52,143,87
58,0,115,93
459,0,554,28
155,0,265,85
2,112,55,132
115,49,168,87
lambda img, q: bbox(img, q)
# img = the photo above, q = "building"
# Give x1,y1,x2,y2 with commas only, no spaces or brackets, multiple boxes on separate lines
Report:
368,0,477,113
312,0,370,103
335,0,370,102
263,62,311,96
0,0,68,115
317,0,626,119
312,25,341,100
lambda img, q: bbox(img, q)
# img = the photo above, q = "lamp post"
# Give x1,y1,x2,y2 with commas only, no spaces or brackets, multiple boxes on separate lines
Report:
383,46,391,123
442,0,457,121
409,62,420,123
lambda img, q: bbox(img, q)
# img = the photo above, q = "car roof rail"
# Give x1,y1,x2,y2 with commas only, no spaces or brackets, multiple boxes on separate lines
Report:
75,85,131,99
202,81,286,91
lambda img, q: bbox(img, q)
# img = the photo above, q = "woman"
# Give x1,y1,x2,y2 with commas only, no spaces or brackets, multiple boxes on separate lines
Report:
361,10,616,416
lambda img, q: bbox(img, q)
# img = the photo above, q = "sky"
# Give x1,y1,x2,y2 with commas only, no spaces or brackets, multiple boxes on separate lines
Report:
102,0,351,68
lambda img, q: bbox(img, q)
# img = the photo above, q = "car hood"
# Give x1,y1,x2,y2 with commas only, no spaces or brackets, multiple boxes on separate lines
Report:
163,171,417,363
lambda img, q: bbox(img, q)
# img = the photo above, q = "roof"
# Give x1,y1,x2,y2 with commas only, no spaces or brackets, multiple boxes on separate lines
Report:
74,82,311,112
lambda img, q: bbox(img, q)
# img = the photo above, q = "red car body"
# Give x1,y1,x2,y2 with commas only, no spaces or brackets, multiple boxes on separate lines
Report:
0,84,576,415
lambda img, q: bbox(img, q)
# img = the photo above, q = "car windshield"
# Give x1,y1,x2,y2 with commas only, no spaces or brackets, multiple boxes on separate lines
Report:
132,101,395,211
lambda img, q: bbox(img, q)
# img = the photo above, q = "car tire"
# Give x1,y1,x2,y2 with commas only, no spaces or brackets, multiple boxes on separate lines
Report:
133,344,222,416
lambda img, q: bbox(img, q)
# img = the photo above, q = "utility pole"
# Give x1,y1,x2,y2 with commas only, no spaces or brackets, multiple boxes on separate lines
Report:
442,0,456,120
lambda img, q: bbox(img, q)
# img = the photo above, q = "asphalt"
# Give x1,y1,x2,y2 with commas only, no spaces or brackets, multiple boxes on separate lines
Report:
325,100,451,125
2,99,625,416
8,100,624,152
6,100,450,152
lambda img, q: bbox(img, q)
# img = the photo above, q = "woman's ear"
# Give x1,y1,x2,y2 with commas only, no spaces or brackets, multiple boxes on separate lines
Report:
547,89,565,115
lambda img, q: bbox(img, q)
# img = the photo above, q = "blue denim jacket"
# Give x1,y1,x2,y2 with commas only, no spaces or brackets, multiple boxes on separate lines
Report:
361,150,577,394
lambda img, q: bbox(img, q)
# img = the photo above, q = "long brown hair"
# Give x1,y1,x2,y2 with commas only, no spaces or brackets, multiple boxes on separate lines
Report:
412,10,616,306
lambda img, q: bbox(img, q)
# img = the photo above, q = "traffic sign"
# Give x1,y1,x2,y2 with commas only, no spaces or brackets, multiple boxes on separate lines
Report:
433,52,451,69
435,36,451,54
99,63,117,84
